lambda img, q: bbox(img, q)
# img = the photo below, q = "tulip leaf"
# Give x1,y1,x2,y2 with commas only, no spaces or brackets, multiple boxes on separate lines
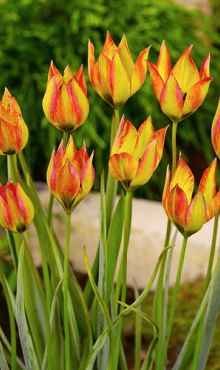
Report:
106,193,125,302
17,240,50,367
84,330,109,370
16,242,40,369
0,341,10,370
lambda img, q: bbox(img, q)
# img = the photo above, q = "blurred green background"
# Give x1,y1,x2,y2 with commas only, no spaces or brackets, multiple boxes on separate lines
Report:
0,0,219,200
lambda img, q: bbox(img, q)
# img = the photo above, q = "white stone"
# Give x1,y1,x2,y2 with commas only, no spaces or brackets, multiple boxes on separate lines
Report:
29,186,219,290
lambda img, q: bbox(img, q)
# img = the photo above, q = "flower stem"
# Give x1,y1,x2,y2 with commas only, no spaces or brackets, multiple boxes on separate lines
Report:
63,212,71,369
171,121,178,175
159,236,188,369
113,190,132,369
7,154,18,182
63,131,69,148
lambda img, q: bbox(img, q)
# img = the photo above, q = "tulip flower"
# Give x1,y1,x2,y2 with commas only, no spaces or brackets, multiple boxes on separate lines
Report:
0,88,29,155
108,116,168,191
148,41,212,123
0,180,34,233
47,136,95,213
88,31,150,109
42,62,89,132
162,154,220,237
211,98,220,159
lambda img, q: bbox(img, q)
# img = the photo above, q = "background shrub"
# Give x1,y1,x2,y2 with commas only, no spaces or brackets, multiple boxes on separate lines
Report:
0,0,219,199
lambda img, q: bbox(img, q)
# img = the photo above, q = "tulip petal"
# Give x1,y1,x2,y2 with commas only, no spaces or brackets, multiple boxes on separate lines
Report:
171,45,200,93
98,52,114,106
88,40,105,100
167,184,189,234
156,41,172,82
73,65,88,95
73,153,95,210
112,116,138,156
102,31,117,59
117,35,134,79
198,158,217,208
211,98,220,158
111,52,131,108
170,155,194,203
160,74,183,122
147,61,165,101
182,77,213,119
185,192,206,237
136,116,155,159
129,140,157,190
109,153,138,189
200,53,210,79
154,126,169,166
206,190,220,222
131,46,150,96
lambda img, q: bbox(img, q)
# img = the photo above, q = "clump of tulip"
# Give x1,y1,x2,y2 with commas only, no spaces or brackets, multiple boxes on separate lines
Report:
109,115,168,191
88,31,150,109
47,136,95,213
42,61,90,132
162,154,220,237
0,88,29,155
148,41,212,123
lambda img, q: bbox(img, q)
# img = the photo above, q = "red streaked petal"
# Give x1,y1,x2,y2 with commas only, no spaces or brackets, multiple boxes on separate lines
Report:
136,116,155,158
167,184,189,234
162,165,171,213
211,98,220,159
73,65,87,95
108,153,138,185
171,45,200,93
182,77,213,118
156,41,172,82
131,46,151,96
200,53,210,79
130,140,157,190
102,31,117,59
206,190,220,222
170,155,194,203
112,116,138,155
111,52,131,108
160,74,183,122
154,125,169,166
185,192,206,237
147,61,165,101
198,158,217,206
117,35,134,78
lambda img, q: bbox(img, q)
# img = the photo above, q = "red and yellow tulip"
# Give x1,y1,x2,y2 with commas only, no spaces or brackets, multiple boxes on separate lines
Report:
42,62,89,132
88,31,150,109
47,136,95,213
0,180,34,233
148,41,212,123
0,88,29,155
108,116,168,191
162,154,220,237
211,98,220,159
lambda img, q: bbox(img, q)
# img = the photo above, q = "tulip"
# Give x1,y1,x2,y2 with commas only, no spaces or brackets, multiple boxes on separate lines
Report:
47,136,95,213
211,98,220,159
42,62,89,132
148,41,212,123
162,154,220,237
0,88,29,155
0,180,34,233
108,116,168,191
88,31,150,109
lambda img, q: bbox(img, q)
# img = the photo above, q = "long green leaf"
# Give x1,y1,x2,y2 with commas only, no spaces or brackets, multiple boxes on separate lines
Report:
0,341,10,370
16,242,40,369
106,193,124,302
84,331,109,370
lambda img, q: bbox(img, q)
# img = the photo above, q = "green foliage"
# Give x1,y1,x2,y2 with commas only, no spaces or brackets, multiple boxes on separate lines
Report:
0,0,219,199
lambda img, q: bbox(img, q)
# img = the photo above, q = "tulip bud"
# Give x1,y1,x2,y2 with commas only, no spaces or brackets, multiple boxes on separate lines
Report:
0,88,29,155
0,180,34,233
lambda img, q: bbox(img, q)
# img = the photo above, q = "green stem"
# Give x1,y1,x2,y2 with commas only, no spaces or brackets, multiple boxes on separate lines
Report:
191,213,219,369
63,131,69,148
105,108,120,230
47,192,54,228
159,236,188,369
7,154,18,182
154,121,178,367
63,213,71,370
84,109,120,307
113,190,132,370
